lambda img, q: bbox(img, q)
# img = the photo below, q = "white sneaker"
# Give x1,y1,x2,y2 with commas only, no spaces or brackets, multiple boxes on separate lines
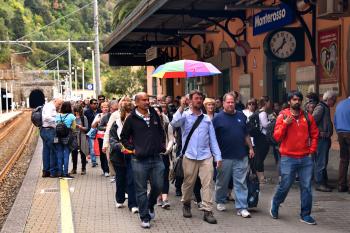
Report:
104,172,110,177
131,207,139,214
216,203,226,211
237,209,251,218
197,202,205,211
140,220,150,228
115,202,124,208
125,193,128,199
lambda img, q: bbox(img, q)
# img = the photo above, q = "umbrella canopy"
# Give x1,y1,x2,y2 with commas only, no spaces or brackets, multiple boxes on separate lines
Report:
152,59,221,78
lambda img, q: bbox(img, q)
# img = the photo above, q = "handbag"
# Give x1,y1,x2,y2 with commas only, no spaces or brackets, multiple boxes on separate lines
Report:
247,161,260,208
170,114,204,181
69,131,79,151
86,127,97,139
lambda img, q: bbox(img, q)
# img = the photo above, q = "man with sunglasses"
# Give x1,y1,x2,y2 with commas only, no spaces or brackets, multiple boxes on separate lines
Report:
270,90,319,225
84,98,101,167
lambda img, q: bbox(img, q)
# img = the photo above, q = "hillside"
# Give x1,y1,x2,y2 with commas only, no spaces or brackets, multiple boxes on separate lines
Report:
0,0,116,89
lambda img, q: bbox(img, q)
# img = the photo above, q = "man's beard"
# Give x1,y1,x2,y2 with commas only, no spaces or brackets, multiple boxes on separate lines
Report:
291,103,301,110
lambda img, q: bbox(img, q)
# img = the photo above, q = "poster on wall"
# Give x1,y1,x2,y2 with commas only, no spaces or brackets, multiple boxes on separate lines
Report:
317,27,340,94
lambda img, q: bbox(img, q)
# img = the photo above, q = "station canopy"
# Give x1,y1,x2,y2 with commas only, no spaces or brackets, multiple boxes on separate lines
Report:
103,0,268,66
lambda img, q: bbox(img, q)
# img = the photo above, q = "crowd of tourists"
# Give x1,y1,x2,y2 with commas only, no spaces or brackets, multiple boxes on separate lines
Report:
37,89,350,229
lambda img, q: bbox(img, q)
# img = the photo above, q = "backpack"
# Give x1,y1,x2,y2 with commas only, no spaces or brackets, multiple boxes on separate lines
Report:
266,118,278,145
247,111,262,138
31,106,43,127
56,114,70,138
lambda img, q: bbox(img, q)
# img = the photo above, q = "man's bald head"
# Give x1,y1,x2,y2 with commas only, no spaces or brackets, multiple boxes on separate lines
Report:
135,92,148,102
135,92,149,112
53,98,63,110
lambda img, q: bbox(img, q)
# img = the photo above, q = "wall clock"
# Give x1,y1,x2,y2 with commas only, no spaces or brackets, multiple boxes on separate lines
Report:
263,27,305,62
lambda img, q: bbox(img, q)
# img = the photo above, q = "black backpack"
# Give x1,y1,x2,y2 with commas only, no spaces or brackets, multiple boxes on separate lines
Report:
266,118,278,145
247,169,260,208
31,106,43,127
247,111,262,138
56,114,70,138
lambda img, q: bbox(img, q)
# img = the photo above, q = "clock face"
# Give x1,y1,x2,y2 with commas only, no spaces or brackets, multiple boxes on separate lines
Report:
269,31,297,59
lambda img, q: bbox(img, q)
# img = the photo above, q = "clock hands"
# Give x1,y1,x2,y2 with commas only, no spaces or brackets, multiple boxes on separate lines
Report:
275,38,287,53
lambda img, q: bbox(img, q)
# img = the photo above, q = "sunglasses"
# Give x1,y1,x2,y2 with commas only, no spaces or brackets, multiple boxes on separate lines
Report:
92,102,98,105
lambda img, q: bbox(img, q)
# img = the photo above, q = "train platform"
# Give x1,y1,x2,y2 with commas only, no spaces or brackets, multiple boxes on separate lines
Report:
0,111,22,128
1,138,350,233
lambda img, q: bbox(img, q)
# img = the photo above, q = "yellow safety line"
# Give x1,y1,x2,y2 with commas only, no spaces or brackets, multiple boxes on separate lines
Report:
60,179,75,233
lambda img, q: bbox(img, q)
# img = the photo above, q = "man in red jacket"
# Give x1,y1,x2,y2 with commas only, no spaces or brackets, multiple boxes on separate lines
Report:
270,90,319,225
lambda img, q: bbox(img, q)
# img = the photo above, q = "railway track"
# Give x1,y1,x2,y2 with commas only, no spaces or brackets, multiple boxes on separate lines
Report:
0,112,35,182
0,112,24,143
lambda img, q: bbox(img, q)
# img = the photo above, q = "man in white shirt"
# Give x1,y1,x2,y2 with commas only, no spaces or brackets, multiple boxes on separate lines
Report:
40,97,63,177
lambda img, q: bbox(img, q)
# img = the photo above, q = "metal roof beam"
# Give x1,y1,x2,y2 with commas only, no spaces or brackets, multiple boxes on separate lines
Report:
155,9,245,18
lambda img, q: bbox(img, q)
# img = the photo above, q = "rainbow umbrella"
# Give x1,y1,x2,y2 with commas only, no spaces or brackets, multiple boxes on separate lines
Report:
152,59,221,78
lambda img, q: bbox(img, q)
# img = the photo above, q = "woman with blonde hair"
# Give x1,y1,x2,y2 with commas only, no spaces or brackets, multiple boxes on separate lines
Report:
203,97,216,120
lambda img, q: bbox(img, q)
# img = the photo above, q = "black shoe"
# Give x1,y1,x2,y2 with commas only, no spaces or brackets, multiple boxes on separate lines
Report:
81,169,86,175
61,174,74,180
70,169,77,174
42,171,50,178
203,211,217,224
338,186,349,192
316,184,332,192
182,203,192,218
176,190,182,197
50,174,57,178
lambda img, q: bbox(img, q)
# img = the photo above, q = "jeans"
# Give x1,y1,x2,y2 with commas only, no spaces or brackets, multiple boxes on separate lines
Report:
314,138,331,185
88,137,97,165
272,156,313,217
131,155,164,221
338,132,350,188
215,157,249,210
98,138,109,173
56,143,71,176
111,157,137,209
40,128,57,175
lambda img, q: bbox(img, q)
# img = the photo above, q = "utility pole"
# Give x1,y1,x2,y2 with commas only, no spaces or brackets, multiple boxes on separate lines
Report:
82,61,85,95
74,68,78,96
68,39,72,97
93,0,101,96
57,60,60,91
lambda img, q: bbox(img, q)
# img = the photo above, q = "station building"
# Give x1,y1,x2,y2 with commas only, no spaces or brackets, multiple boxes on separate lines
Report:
104,0,350,106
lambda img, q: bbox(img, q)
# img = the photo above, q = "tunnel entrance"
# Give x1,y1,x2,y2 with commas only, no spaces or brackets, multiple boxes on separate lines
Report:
29,89,45,108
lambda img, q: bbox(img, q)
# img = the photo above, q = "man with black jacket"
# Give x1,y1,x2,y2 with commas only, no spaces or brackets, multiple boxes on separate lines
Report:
120,92,165,229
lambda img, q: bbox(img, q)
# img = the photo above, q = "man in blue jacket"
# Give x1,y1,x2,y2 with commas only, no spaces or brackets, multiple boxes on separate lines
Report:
334,96,350,192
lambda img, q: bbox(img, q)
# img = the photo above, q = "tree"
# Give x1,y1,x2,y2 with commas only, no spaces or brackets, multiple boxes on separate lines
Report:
104,67,146,97
112,0,141,28
11,9,26,39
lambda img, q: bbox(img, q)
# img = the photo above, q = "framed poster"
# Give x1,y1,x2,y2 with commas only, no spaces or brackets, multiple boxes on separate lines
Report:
317,27,340,94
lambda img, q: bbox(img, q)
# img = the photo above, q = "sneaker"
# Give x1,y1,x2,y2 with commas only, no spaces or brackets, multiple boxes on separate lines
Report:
115,202,124,208
183,203,192,218
131,207,139,214
92,163,97,168
162,200,170,209
203,211,217,224
270,200,279,219
104,172,110,177
216,203,226,211
149,209,155,220
42,171,50,178
157,199,163,206
125,193,128,199
176,190,182,197
140,220,150,229
110,177,116,183
237,209,251,218
300,215,316,225
81,170,86,175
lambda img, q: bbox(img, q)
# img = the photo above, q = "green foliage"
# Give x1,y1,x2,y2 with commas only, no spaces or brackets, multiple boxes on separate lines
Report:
104,67,146,97
11,9,26,39
112,0,141,29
